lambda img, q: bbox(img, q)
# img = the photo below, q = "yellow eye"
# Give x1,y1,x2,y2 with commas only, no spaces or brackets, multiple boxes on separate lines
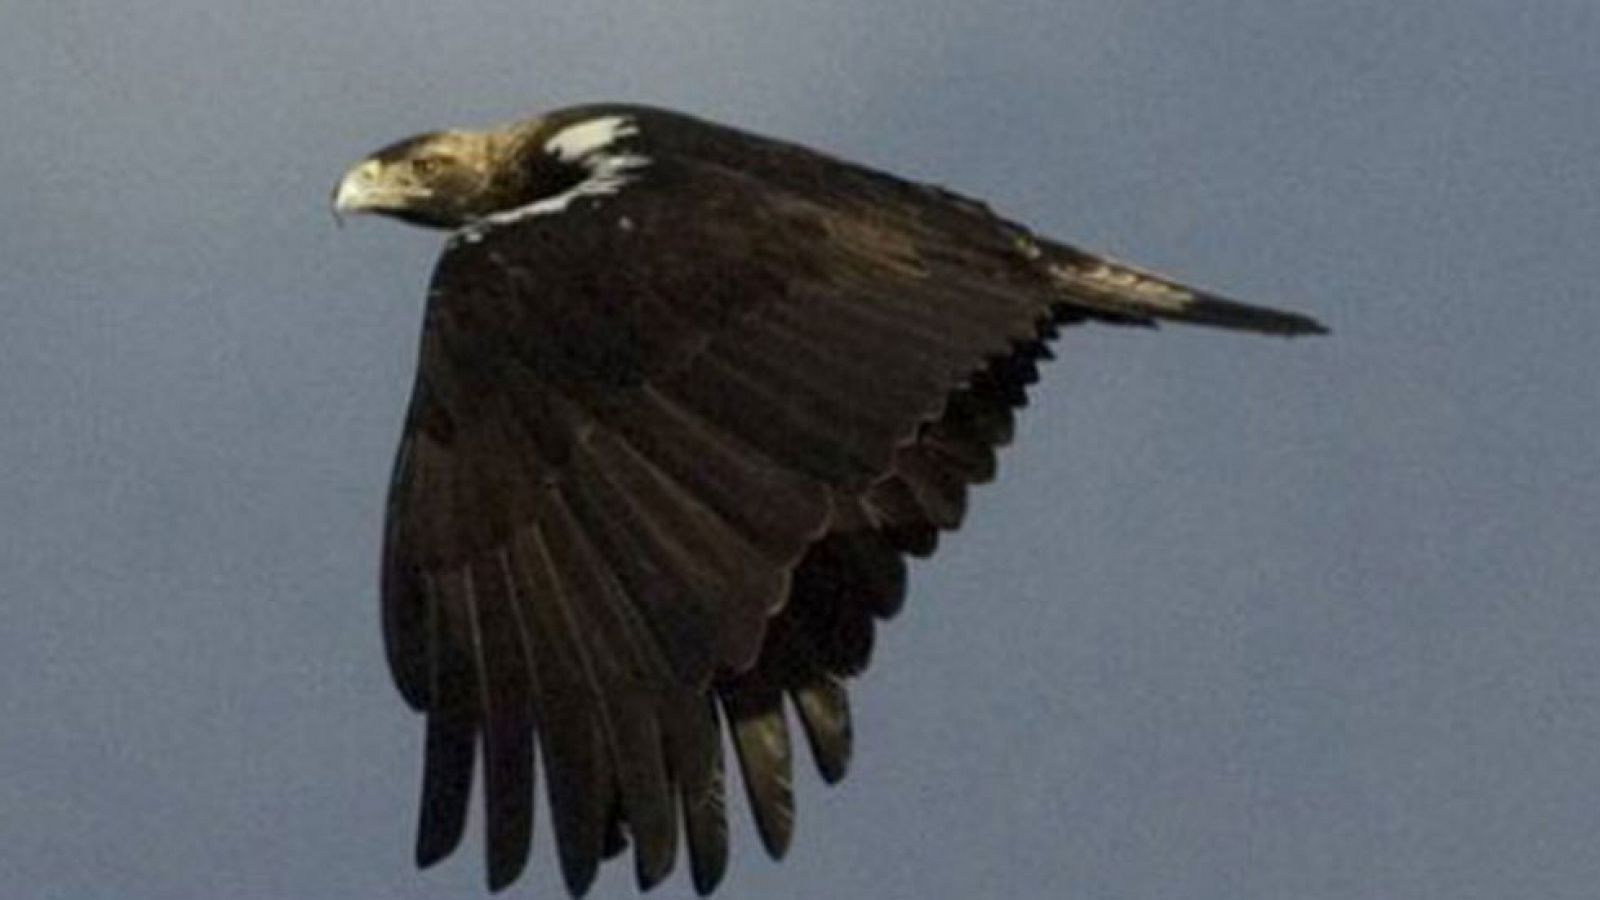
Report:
411,157,444,177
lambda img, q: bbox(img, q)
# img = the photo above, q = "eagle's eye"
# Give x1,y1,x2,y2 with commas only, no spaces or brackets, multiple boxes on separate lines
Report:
410,156,445,178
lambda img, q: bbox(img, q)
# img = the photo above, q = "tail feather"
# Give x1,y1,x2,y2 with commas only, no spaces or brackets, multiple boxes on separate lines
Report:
1036,239,1328,337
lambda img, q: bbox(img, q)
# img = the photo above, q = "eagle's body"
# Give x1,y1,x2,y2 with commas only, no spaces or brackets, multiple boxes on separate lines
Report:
333,103,1324,896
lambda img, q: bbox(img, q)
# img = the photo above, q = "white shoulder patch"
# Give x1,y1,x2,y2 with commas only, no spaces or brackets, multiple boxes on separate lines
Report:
455,115,651,245
545,115,640,162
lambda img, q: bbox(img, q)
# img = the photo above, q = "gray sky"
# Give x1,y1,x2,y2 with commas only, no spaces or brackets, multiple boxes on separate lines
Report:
3,2,1598,898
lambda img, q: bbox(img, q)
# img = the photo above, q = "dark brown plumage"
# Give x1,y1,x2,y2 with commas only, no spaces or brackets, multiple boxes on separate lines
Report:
333,102,1325,896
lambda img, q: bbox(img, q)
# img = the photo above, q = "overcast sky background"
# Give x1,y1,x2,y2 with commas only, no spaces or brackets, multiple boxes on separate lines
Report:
3,2,1598,898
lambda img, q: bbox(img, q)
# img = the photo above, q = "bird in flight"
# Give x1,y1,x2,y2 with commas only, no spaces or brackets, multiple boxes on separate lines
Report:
333,103,1325,896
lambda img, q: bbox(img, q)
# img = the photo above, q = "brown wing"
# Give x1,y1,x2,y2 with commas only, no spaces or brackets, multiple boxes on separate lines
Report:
380,134,1103,896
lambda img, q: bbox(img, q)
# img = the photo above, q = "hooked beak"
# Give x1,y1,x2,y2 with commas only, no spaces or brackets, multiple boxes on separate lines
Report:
331,158,384,225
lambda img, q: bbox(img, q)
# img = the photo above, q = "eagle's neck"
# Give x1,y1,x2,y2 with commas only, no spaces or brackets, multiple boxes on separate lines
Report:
456,115,652,240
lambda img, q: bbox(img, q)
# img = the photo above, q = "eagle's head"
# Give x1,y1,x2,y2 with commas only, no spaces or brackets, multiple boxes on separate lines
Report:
332,129,525,229
334,114,650,231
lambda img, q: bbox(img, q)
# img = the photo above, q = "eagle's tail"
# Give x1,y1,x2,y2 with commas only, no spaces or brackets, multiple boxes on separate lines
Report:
1036,238,1328,337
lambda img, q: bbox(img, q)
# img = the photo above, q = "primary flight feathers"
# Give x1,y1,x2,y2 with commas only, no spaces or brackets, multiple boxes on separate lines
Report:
333,103,1324,896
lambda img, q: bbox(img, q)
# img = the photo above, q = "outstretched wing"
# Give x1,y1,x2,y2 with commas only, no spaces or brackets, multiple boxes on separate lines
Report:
379,109,1316,896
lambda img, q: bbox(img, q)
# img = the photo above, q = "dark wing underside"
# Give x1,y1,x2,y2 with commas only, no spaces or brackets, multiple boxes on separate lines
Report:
379,108,1317,896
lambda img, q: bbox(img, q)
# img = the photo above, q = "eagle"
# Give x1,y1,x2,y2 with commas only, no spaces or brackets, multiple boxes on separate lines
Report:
332,103,1325,896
